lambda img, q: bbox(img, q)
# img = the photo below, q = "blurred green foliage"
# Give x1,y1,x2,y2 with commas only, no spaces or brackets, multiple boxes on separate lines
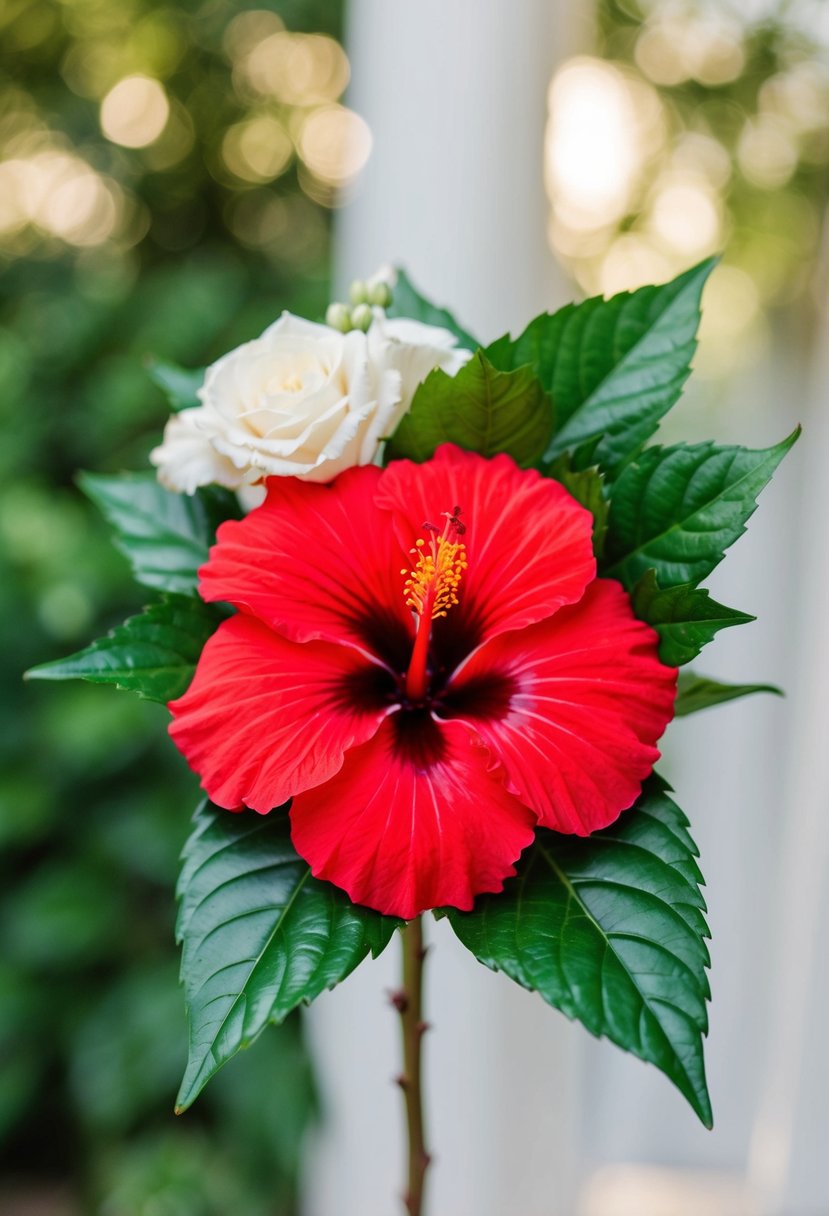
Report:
596,0,829,306
1,0,345,1210
546,0,829,375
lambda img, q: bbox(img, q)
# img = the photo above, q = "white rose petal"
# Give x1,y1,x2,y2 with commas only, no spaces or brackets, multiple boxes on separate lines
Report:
150,409,255,495
364,314,472,461
150,308,471,493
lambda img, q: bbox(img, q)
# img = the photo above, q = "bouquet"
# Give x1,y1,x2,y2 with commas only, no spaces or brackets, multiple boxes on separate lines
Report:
28,261,796,1215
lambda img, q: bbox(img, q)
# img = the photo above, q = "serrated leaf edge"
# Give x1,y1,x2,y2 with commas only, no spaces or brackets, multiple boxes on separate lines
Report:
175,809,399,1111
604,428,800,586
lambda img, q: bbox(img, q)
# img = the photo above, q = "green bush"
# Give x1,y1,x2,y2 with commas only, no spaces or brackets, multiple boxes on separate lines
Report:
1,0,344,1207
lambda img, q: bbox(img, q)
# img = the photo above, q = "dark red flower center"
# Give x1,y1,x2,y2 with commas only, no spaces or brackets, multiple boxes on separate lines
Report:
343,506,517,746
402,508,469,703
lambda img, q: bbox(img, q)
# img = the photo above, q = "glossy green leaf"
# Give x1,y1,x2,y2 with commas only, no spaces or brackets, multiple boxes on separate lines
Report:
630,570,754,666
447,775,712,1126
146,358,204,412
487,259,715,475
547,455,609,559
79,472,237,595
386,351,553,467
674,672,782,717
25,595,216,702
176,802,400,1111
603,430,799,591
388,267,479,350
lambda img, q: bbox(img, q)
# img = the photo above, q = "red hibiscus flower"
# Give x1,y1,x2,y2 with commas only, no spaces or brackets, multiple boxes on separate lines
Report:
168,444,677,919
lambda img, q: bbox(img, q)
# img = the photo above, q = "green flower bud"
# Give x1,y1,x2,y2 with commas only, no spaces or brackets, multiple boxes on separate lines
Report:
368,281,393,309
349,279,369,306
325,302,352,333
351,303,373,332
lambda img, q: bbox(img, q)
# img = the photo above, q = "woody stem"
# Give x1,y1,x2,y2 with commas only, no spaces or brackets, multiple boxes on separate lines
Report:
396,916,430,1216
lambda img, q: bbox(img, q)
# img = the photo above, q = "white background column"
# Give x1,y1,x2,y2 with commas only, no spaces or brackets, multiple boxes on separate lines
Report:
303,3,589,1215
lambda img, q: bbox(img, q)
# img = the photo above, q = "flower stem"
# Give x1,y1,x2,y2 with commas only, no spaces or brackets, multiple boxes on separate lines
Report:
395,916,430,1216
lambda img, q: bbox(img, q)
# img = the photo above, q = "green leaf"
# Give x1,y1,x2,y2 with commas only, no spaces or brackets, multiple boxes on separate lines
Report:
388,268,479,350
674,672,782,717
630,570,754,666
79,472,238,595
547,455,609,559
487,259,716,476
176,802,400,1112
447,775,712,1126
386,351,553,467
603,429,799,591
25,595,216,702
146,358,204,412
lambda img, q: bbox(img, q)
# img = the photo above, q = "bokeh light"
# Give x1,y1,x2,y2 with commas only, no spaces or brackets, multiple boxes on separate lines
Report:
0,146,121,248
647,174,724,258
737,115,799,189
634,6,746,88
40,166,119,246
545,0,829,374
546,59,665,230
100,75,170,149
297,103,372,189
239,31,350,104
222,115,293,183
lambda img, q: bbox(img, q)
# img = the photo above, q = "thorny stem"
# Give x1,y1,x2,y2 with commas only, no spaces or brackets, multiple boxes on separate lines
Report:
391,916,431,1216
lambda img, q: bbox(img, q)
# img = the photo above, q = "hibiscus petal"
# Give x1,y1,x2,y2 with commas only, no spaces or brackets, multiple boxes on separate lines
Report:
168,614,392,813
375,444,596,653
290,716,536,919
199,465,415,668
445,579,677,835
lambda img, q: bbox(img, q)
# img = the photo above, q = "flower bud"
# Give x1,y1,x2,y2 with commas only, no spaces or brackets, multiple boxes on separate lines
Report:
349,279,369,306
369,281,393,309
325,302,353,332
351,303,373,332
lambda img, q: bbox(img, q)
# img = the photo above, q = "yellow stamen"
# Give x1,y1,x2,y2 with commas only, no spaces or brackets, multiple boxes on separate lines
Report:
402,509,467,702
403,534,467,620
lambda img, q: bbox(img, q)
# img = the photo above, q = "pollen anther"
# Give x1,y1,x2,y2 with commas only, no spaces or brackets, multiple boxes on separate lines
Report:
403,513,467,621
402,506,468,702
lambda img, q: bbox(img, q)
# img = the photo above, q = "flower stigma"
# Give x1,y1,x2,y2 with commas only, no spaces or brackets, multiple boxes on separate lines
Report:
402,506,468,703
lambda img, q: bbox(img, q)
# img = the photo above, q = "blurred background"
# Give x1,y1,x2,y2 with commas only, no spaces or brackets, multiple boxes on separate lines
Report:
3,0,828,1213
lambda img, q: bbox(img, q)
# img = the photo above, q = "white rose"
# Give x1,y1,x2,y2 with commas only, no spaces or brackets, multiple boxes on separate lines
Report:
368,313,470,431
148,410,247,494
151,314,391,490
150,311,470,492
